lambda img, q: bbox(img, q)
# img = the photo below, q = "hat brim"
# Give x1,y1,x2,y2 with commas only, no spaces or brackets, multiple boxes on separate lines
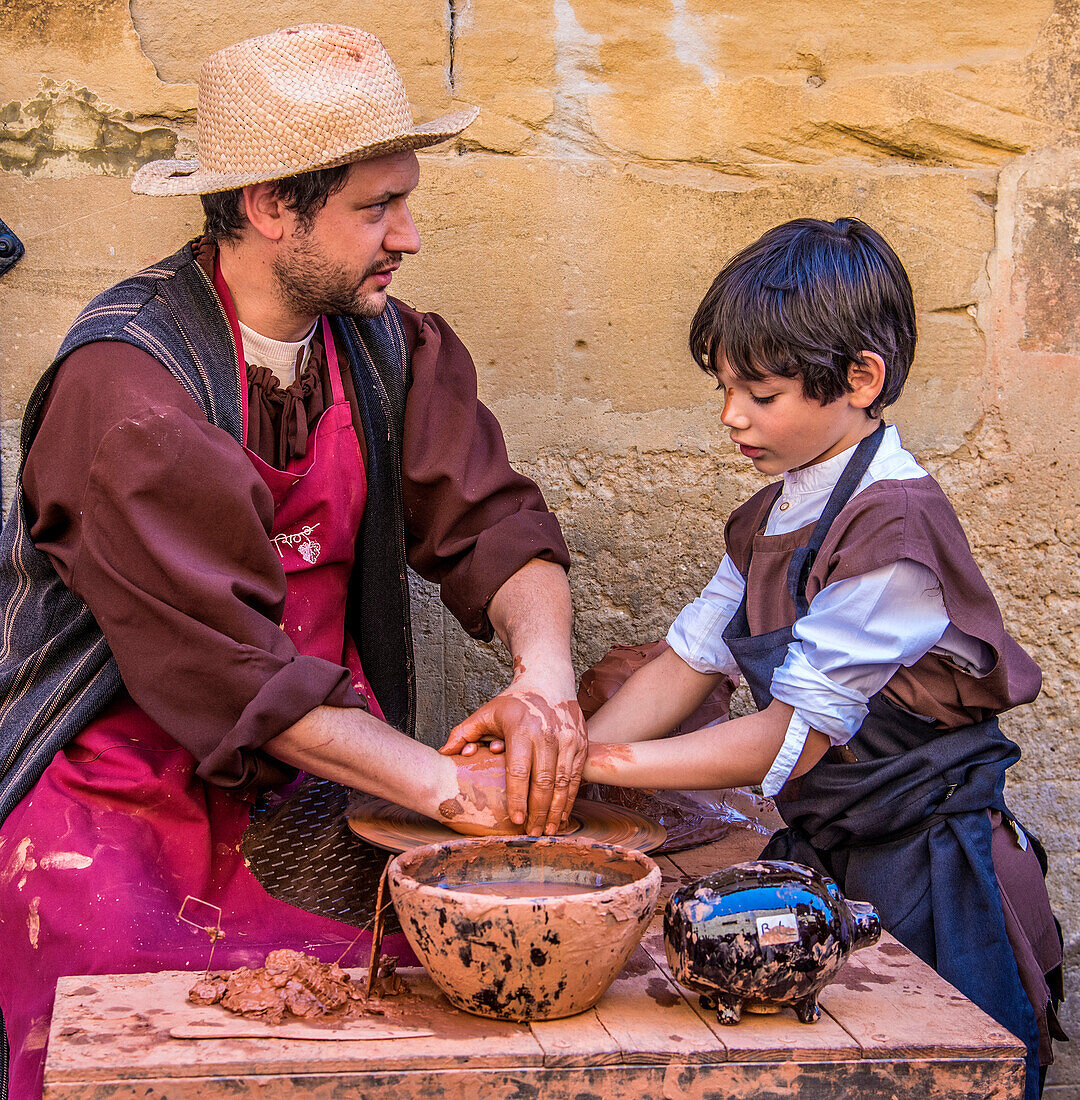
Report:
132,106,479,196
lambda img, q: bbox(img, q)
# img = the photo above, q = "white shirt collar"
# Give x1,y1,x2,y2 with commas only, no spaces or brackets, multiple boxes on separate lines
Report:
781,423,902,500
238,319,318,388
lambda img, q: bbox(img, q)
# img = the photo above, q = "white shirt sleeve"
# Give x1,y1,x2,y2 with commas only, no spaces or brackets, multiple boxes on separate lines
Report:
761,558,951,796
665,554,745,678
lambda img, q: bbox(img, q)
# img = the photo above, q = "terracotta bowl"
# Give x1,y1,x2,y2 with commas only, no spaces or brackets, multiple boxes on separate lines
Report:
388,835,661,1021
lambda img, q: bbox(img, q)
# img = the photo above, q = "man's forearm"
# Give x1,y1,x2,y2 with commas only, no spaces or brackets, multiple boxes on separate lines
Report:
447,557,586,834
486,558,576,691
264,705,453,816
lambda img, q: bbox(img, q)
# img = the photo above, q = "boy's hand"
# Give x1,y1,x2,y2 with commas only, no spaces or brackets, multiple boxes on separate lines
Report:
440,680,588,837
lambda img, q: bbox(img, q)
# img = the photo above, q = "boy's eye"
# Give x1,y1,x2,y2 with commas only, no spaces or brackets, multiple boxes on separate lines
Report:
751,393,777,405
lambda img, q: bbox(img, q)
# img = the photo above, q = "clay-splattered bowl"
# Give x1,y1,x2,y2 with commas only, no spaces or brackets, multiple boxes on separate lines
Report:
389,835,661,1021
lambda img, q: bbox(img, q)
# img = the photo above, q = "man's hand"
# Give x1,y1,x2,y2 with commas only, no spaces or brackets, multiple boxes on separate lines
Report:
440,676,587,836
443,558,583,836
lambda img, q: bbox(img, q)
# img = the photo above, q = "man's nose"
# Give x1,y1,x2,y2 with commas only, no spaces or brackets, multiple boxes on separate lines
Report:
388,201,421,255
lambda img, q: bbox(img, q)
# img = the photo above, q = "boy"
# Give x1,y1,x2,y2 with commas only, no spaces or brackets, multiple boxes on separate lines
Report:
583,218,1063,1098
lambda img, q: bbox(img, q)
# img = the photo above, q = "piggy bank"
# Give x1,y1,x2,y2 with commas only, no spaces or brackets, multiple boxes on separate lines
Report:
664,860,880,1024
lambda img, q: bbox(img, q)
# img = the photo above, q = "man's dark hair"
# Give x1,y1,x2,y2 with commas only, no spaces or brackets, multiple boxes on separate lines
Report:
688,218,917,416
200,163,354,243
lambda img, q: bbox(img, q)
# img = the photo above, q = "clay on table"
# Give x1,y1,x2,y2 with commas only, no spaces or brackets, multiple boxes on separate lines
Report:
188,948,407,1026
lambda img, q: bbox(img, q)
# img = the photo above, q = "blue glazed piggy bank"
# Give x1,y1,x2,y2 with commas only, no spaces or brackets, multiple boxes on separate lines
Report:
664,859,880,1025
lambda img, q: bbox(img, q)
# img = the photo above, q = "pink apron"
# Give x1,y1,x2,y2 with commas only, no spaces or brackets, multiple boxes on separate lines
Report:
0,272,410,1098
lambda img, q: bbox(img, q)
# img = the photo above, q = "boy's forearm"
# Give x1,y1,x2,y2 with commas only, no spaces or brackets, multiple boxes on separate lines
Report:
584,700,829,789
587,646,723,744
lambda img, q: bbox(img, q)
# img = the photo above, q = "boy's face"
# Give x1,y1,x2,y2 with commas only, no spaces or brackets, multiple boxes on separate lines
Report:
715,358,880,476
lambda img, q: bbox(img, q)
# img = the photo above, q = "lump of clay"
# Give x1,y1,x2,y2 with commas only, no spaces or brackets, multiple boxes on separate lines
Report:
188,948,404,1024
441,744,523,837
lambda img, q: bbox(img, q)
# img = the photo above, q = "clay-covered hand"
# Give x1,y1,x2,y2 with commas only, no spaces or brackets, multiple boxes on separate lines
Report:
439,679,588,837
435,744,522,837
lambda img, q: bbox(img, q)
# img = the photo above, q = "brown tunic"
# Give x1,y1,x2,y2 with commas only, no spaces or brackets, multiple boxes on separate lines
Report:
724,476,1041,727
22,296,569,793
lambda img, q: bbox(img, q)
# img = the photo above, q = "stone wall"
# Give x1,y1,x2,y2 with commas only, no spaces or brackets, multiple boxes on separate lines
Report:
1,2,1079,1089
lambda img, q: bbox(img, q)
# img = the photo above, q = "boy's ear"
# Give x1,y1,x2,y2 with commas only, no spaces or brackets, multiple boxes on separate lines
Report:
848,352,886,410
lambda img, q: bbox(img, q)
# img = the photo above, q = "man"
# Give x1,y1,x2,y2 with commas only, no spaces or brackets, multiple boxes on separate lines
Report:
0,24,584,1097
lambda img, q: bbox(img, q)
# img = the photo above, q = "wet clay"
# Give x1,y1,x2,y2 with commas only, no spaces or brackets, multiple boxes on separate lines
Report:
438,744,521,836
586,741,637,767
188,948,407,1026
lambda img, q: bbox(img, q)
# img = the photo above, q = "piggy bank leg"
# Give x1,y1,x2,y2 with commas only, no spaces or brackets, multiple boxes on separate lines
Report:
700,991,743,1025
793,994,820,1024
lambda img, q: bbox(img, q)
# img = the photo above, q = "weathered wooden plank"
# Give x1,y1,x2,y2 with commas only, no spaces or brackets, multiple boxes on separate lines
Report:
529,1007,623,1068
46,969,543,1083
663,825,771,879
819,935,1027,1062
586,945,730,1065
41,1057,1027,1100
637,922,863,1063
654,853,687,909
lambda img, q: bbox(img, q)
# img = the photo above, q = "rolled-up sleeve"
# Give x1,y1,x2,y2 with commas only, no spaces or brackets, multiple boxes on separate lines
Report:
24,344,367,793
666,554,745,677
763,559,952,793
398,307,570,638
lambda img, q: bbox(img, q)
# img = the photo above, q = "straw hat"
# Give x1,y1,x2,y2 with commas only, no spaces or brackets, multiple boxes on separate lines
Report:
132,23,478,196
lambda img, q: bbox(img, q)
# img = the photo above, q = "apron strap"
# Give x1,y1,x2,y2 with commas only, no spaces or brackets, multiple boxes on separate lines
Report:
787,421,887,617
321,316,344,405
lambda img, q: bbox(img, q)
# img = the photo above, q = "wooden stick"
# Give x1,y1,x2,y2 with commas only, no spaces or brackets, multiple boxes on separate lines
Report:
366,858,392,997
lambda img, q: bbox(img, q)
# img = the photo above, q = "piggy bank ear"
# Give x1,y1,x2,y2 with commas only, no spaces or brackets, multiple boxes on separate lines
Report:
846,900,882,952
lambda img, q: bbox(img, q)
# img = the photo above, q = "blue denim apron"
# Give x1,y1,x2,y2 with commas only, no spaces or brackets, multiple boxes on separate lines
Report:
722,424,1041,1100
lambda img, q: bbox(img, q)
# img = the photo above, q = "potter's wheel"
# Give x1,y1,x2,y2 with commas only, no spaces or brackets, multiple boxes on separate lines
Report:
348,797,666,854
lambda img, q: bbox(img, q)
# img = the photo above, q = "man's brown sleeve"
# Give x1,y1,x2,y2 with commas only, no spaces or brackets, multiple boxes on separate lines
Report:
23,342,368,793
396,304,571,640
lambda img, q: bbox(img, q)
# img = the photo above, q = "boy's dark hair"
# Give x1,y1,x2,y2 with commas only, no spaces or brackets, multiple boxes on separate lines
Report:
200,163,354,243
688,218,916,416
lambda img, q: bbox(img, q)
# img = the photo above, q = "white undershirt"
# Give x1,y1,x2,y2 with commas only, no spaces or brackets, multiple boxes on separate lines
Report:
666,425,993,796
238,319,317,388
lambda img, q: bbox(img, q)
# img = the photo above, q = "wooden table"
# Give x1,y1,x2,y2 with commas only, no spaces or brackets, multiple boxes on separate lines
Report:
43,828,1026,1099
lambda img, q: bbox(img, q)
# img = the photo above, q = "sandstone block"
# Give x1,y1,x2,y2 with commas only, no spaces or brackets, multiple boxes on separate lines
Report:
0,0,192,114
126,0,452,113
449,0,1069,166
0,175,202,422
398,154,993,452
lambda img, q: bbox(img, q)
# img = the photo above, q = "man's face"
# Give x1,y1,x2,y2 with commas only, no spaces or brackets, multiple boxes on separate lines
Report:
272,151,422,320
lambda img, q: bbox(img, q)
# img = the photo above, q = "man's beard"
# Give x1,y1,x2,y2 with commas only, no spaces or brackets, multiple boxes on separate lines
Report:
272,235,398,320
